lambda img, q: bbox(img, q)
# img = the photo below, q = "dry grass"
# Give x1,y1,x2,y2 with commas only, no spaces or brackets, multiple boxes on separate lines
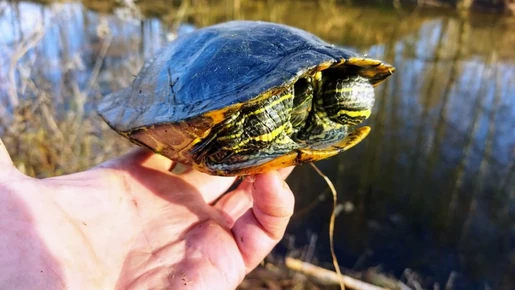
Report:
0,1,140,177
1,101,132,177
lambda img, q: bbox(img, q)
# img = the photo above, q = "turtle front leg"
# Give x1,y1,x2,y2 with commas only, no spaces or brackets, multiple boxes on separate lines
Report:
201,126,370,176
197,133,299,176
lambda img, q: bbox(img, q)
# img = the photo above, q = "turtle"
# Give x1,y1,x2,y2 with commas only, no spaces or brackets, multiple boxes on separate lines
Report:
97,21,395,176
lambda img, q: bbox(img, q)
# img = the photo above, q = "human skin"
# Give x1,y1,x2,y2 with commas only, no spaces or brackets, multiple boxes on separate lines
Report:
0,138,294,289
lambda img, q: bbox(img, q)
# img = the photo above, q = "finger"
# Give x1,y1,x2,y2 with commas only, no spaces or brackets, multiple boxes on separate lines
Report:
173,169,236,204
214,179,254,227
215,168,294,226
97,148,173,172
0,138,14,167
231,171,295,271
278,166,295,180
96,148,236,203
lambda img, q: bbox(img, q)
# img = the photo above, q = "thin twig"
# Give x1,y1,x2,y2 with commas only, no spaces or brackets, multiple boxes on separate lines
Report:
86,27,113,94
310,162,345,290
8,25,45,107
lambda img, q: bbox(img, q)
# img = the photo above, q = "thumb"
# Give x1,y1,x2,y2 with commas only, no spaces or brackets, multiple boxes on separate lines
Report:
0,138,14,167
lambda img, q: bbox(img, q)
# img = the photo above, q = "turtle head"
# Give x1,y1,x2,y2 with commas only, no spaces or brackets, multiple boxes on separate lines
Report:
318,69,375,126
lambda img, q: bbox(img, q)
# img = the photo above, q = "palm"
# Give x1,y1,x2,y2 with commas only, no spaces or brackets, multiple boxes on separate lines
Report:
0,143,294,290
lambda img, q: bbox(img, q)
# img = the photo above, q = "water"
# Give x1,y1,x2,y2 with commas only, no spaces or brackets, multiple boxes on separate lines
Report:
1,1,514,289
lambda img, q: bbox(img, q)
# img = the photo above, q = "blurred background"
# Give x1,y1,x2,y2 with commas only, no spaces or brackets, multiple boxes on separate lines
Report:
0,0,514,289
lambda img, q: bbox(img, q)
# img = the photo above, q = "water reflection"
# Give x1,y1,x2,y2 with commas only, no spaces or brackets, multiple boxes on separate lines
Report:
1,1,514,289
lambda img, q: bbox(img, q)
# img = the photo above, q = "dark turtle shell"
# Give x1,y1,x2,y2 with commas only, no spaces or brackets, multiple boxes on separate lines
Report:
98,21,392,133
97,21,394,175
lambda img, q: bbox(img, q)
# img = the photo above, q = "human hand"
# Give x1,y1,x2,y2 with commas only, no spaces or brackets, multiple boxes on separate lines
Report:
0,138,294,289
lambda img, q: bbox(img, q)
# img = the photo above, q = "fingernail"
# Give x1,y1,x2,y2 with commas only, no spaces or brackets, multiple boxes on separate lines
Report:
244,175,256,183
170,163,189,174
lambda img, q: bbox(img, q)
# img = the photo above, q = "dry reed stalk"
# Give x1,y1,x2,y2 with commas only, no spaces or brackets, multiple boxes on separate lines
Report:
285,257,388,290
